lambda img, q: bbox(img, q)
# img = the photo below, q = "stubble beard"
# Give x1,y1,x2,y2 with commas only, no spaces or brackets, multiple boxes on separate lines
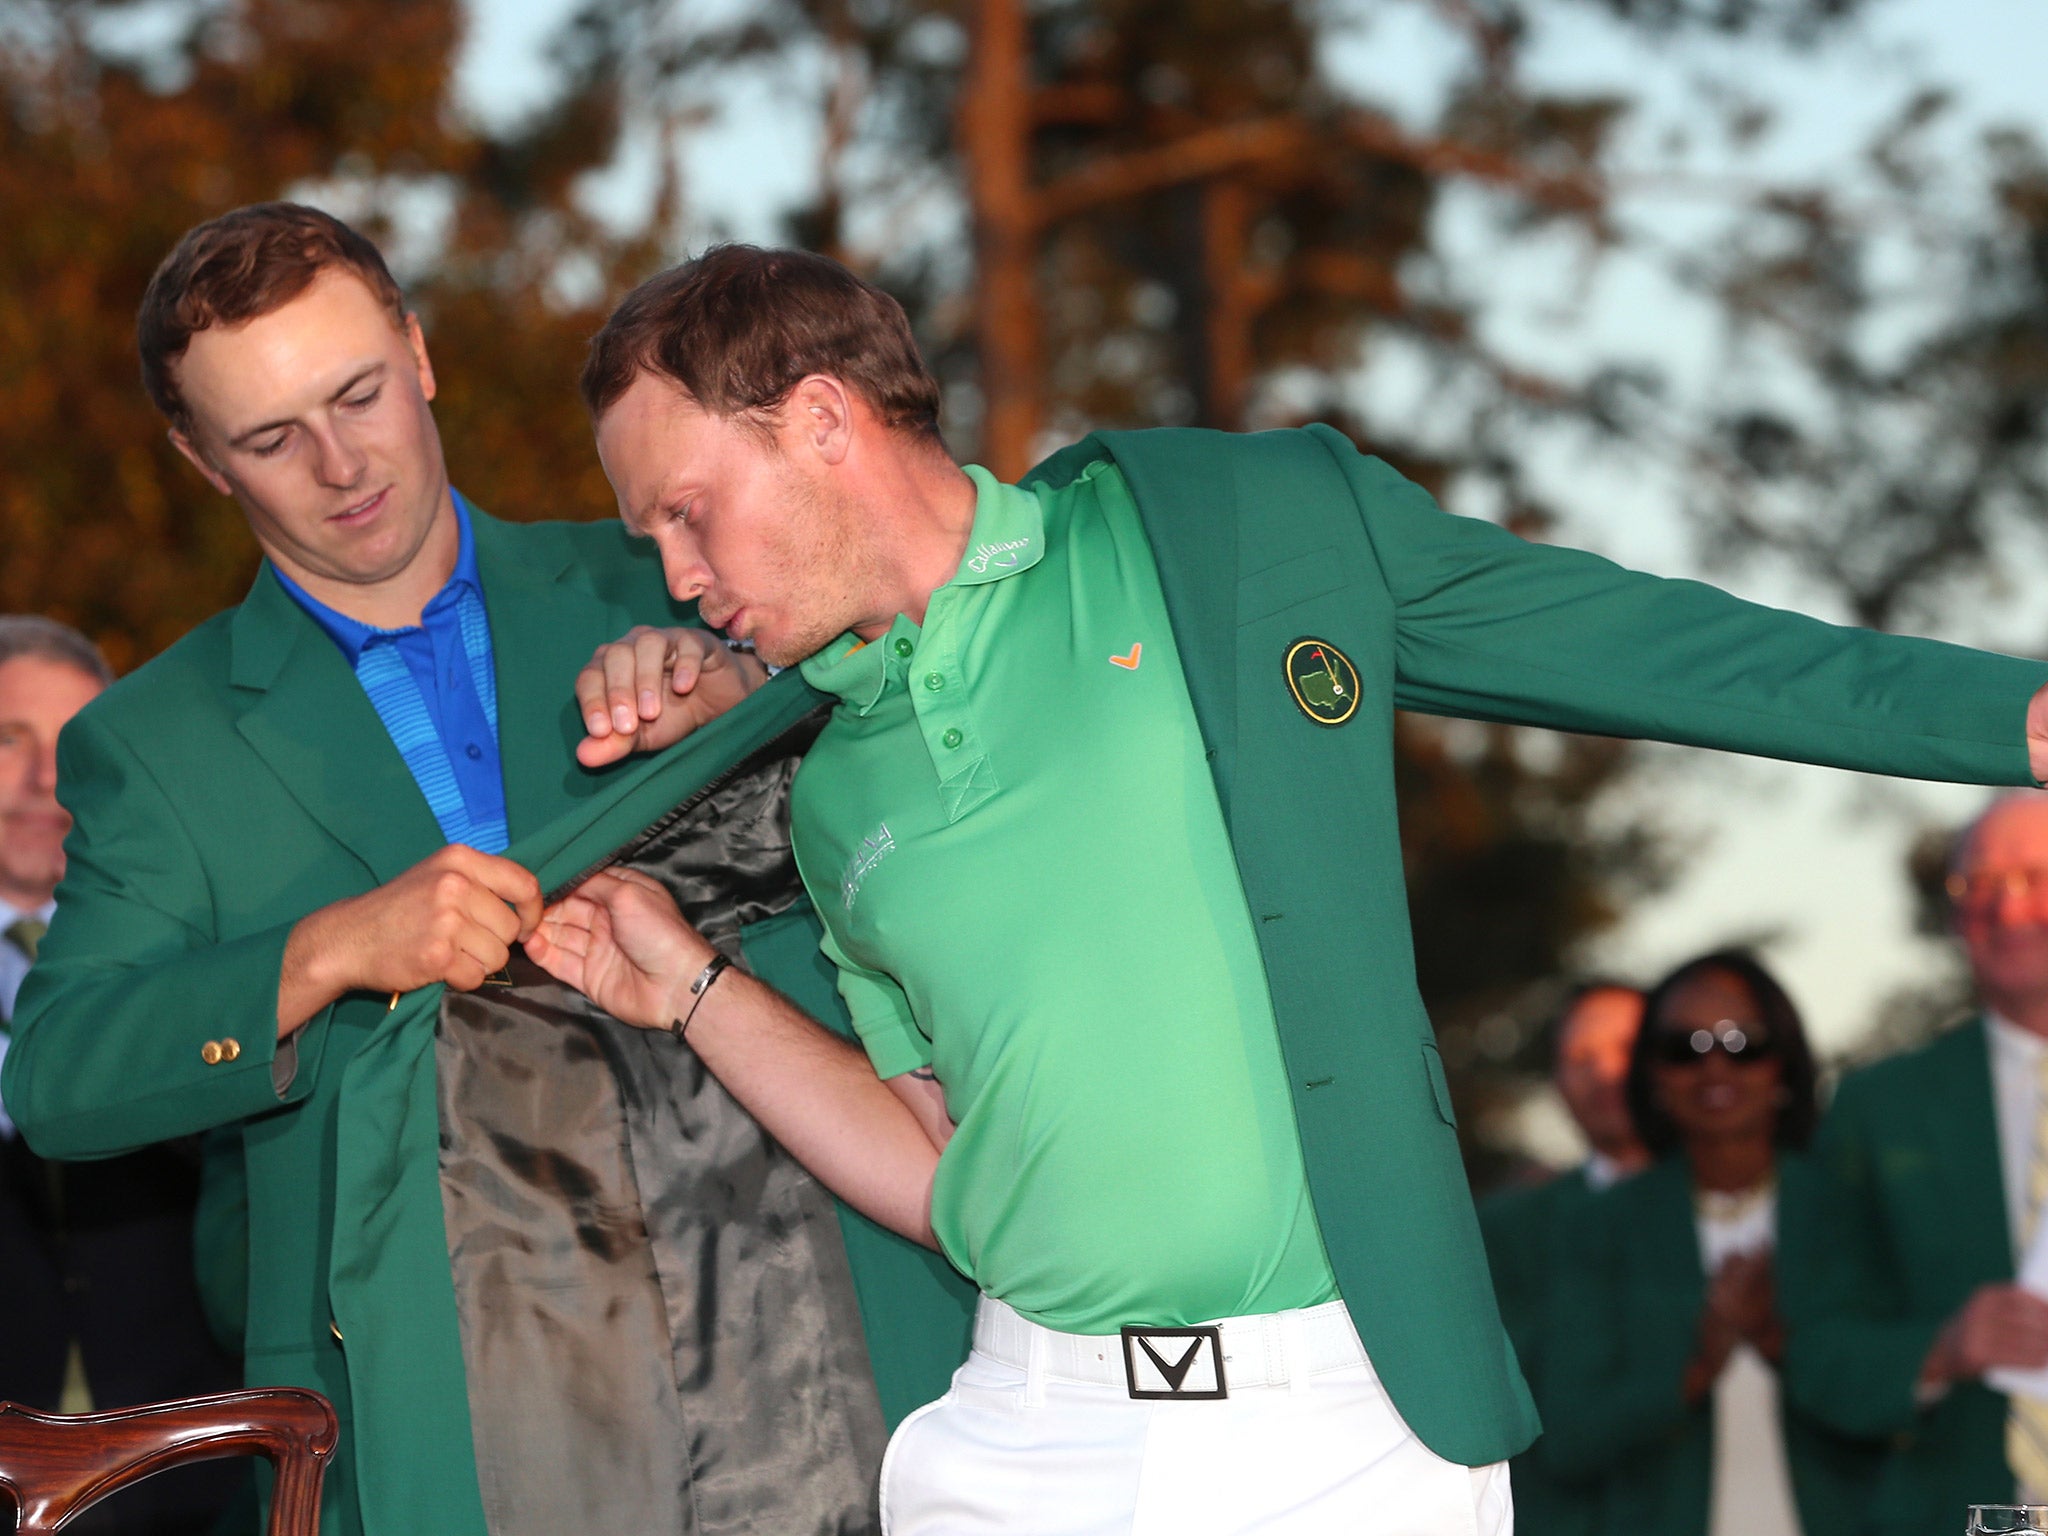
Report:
749,470,891,669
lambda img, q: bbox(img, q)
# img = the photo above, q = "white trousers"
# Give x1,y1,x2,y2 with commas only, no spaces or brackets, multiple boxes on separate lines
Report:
880,1297,1513,1535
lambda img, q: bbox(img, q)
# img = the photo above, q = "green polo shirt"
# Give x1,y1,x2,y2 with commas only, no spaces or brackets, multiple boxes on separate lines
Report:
792,461,1338,1334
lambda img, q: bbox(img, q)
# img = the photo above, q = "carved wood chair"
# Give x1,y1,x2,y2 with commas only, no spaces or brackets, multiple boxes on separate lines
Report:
0,1387,337,1535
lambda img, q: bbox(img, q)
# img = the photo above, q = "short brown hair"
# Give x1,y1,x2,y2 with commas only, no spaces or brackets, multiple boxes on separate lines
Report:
137,203,408,432
581,245,941,440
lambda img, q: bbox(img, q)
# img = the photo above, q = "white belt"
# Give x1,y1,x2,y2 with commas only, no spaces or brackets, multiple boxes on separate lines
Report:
971,1296,1369,1396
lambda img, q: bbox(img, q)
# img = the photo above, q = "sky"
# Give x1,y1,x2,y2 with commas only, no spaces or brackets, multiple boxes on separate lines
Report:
454,0,2048,1162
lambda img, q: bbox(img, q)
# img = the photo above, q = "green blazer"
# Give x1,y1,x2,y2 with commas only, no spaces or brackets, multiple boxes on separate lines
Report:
1543,1156,1880,1536
1781,1019,2015,1531
1478,1168,1606,1536
5,513,690,1532
1019,424,2048,1467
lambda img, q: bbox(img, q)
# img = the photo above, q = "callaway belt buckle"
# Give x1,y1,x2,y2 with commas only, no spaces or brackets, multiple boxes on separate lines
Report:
1119,1324,1228,1401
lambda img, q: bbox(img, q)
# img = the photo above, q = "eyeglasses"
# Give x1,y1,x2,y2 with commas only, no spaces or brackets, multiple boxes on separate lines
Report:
1651,1021,1777,1067
1947,867,2048,913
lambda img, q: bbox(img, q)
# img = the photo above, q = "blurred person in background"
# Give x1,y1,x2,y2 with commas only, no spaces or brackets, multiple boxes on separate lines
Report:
1545,950,1877,1536
1785,789,2048,1529
1478,981,1649,1536
0,615,241,1535
0,205,932,1536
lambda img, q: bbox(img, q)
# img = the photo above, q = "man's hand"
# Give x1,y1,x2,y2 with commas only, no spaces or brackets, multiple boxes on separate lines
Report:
531,869,944,1246
277,845,543,1036
575,626,768,768
2028,682,2048,784
526,868,712,1030
1922,1283,2048,1391
1686,1252,1782,1401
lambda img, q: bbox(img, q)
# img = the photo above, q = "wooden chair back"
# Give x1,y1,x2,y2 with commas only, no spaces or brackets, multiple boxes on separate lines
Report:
0,1387,336,1535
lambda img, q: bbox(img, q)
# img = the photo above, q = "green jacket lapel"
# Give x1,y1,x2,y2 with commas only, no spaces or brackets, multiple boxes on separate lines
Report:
470,512,645,842
230,566,446,886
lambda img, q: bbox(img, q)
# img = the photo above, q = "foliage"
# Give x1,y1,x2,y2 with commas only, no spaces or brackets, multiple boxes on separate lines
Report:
0,0,652,668
1667,95,2048,637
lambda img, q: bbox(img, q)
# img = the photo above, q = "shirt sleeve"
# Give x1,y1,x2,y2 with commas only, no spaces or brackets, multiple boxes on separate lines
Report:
816,922,932,1080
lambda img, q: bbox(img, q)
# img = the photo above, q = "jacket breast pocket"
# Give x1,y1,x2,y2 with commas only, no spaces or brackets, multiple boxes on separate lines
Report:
1239,546,1350,625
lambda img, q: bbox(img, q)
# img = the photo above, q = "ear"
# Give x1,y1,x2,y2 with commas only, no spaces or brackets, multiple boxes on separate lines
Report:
168,428,235,497
404,312,438,404
783,375,855,467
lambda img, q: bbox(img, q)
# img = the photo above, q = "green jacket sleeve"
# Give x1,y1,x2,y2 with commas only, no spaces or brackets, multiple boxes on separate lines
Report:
3,709,331,1159
1780,1078,1946,1439
1311,425,2048,785
1540,1184,1701,1480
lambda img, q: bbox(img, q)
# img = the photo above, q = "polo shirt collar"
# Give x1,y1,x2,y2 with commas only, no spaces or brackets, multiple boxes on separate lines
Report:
802,466,1043,715
271,490,482,665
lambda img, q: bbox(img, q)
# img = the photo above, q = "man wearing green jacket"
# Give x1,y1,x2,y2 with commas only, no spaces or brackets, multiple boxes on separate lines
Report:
3,206,908,1535
1783,791,2048,1531
537,242,2048,1535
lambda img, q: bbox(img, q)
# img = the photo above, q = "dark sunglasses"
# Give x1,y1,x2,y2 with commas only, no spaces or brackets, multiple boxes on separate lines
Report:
1652,1021,1777,1067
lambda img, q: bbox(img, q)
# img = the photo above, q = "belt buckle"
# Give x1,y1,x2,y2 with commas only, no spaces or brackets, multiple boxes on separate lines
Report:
1119,1324,1228,1401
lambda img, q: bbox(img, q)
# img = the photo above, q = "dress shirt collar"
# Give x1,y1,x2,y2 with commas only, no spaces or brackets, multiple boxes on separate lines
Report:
1584,1151,1630,1192
1992,1010,2048,1070
271,490,482,665
1,897,56,931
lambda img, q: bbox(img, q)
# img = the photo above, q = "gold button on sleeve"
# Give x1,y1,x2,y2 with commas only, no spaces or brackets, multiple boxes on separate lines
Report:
219,1037,241,1062
199,1040,222,1066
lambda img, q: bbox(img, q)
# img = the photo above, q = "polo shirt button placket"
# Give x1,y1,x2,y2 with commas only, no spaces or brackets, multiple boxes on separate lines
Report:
941,728,963,750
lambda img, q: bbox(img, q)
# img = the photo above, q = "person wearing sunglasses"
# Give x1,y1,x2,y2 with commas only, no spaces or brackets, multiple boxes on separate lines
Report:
1784,791,2048,1527
1543,950,1878,1536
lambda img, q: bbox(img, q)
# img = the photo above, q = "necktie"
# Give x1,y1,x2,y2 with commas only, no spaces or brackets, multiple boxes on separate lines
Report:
2007,1052,2048,1496
3,918,43,963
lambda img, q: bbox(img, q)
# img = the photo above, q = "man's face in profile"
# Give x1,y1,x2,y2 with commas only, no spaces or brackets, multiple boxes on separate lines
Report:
595,372,884,668
167,268,451,594
0,656,103,909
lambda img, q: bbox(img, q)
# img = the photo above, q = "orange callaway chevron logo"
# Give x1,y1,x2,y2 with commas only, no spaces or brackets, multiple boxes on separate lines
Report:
1110,643,1142,670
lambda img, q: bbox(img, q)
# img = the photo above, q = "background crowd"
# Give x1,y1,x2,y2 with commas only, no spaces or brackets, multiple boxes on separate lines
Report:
1487,795,2048,1535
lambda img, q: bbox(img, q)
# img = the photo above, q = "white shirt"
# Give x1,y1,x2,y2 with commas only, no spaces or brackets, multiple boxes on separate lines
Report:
1989,1012,2048,1253
1697,1189,1802,1536
0,897,55,1140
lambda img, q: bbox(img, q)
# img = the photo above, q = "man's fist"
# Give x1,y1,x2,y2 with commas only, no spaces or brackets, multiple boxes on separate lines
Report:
278,845,544,1033
575,626,768,768
1923,1283,2048,1389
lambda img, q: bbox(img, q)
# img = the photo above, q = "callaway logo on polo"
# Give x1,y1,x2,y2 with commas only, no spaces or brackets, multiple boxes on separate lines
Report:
840,822,897,912
966,538,1033,575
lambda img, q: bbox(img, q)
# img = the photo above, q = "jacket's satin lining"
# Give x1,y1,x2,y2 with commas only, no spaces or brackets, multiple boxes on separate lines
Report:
437,749,886,1535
